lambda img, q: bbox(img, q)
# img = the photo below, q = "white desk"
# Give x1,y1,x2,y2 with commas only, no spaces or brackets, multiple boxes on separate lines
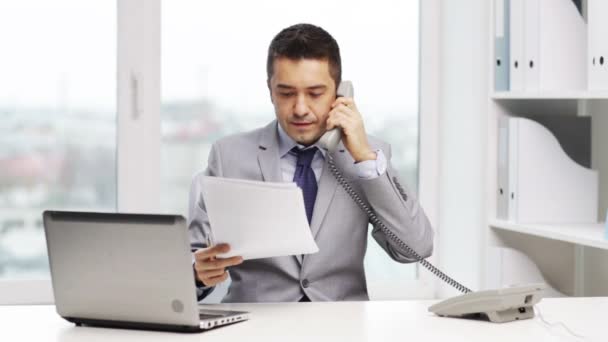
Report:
1,298,605,341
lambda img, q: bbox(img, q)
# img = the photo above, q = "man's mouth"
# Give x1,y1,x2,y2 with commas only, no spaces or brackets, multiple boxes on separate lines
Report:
291,122,313,127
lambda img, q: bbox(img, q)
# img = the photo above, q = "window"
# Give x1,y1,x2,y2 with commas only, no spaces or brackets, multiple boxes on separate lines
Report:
0,1,116,280
1,0,436,304
162,0,420,300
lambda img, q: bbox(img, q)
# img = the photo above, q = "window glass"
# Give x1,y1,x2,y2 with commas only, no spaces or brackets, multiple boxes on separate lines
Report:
0,1,116,279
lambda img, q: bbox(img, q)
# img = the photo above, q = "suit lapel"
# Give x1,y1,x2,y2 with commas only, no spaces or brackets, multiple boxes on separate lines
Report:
302,146,347,265
257,121,282,183
257,121,303,265
309,159,339,241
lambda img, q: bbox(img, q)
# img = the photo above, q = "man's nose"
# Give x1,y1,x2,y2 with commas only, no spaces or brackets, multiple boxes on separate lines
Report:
293,95,310,116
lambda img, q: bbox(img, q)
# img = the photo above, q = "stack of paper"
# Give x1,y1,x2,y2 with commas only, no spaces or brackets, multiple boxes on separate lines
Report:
201,176,319,260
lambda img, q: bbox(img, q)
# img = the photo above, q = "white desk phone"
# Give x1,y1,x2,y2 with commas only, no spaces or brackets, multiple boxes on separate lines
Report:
320,81,546,323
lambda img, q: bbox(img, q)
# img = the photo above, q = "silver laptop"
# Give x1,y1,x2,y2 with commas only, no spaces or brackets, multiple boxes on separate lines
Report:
43,210,249,332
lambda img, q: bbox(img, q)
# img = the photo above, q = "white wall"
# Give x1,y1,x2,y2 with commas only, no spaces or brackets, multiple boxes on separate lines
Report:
591,101,608,221
436,0,490,297
417,0,442,298
584,100,608,296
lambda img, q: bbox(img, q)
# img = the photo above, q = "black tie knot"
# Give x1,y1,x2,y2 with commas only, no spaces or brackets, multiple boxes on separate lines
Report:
292,147,317,167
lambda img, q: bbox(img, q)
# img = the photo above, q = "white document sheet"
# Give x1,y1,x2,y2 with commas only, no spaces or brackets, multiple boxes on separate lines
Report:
201,176,319,260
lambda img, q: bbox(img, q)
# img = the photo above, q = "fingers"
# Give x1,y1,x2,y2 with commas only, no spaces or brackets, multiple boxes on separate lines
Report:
194,255,242,286
324,102,373,162
328,97,360,123
329,96,358,126
198,267,226,279
201,272,233,286
332,96,356,110
194,243,230,261
200,271,229,287
199,255,244,271
193,243,243,287
326,108,357,132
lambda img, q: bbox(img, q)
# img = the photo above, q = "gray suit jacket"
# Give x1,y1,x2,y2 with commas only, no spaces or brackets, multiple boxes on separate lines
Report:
188,120,433,303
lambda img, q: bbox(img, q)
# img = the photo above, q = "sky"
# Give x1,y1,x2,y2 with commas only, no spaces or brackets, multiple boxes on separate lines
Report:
0,0,419,119
0,1,115,111
162,0,420,118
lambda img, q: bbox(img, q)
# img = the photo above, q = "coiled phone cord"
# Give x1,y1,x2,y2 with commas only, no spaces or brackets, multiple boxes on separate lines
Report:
327,155,472,294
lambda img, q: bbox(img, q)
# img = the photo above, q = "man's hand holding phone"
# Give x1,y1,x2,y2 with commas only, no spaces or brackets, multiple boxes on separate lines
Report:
325,96,376,162
194,244,243,287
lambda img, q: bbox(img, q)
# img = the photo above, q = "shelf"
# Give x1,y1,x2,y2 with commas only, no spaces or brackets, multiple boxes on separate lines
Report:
492,91,608,100
489,219,608,250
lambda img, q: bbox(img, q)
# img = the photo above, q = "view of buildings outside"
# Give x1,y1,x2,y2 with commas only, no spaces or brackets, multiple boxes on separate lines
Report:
0,2,116,279
161,0,420,299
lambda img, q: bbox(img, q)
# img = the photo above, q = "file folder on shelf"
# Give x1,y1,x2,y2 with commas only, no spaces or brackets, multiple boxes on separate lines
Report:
510,0,586,92
523,0,540,90
507,118,598,223
588,0,608,91
529,115,591,168
497,116,510,219
509,0,525,91
495,0,510,91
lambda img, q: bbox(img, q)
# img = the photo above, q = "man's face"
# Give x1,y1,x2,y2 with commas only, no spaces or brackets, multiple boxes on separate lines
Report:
269,57,337,146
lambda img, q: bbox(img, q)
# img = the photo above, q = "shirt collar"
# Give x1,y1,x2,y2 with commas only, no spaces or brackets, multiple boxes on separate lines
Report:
276,122,326,159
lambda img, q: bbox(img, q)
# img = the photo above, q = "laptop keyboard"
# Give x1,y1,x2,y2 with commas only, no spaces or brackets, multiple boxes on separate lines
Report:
199,313,224,320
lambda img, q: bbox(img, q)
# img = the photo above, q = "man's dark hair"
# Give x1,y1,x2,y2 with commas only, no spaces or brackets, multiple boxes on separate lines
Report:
266,23,341,89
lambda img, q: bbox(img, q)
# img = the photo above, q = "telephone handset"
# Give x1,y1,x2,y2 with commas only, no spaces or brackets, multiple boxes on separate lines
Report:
320,81,544,323
318,81,353,152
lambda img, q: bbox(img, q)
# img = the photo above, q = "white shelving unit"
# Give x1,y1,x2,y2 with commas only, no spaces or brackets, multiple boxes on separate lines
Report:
492,91,608,100
490,220,607,250
486,0,608,297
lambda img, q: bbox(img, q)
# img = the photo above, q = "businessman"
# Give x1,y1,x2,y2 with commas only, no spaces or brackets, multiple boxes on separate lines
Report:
189,23,434,302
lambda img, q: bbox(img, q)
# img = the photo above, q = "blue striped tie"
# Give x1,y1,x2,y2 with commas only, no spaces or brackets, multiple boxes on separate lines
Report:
292,147,318,224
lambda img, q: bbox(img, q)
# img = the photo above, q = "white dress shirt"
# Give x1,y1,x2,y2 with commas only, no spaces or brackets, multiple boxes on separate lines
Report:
276,123,387,181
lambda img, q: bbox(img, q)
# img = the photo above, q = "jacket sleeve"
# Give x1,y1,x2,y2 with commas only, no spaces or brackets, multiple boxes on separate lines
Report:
188,143,224,301
357,144,434,263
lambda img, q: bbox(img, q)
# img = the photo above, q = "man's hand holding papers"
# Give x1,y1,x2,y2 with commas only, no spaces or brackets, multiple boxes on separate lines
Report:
193,243,242,287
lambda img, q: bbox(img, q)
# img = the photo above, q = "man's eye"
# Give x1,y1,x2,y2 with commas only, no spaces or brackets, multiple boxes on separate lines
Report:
310,93,323,98
279,92,295,97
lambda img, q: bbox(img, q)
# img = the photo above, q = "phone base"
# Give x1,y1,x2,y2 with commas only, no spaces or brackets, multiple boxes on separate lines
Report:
435,306,535,323
485,306,535,323
428,283,545,323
